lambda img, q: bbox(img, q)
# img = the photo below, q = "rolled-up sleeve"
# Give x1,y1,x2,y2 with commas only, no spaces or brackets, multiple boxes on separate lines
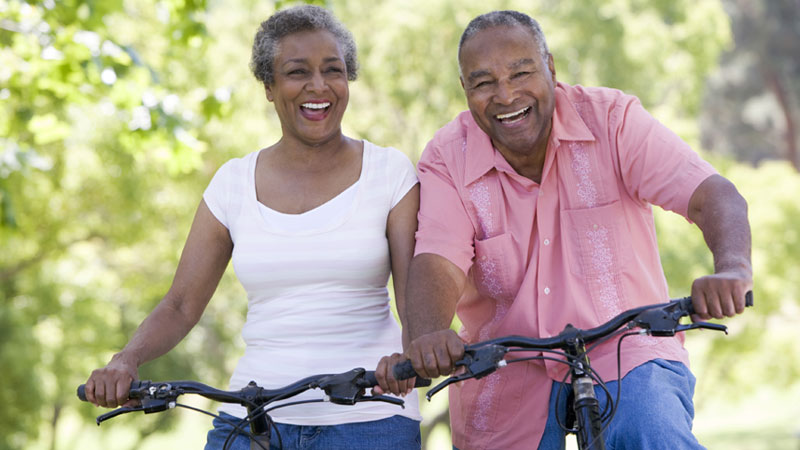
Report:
614,97,717,218
414,141,476,275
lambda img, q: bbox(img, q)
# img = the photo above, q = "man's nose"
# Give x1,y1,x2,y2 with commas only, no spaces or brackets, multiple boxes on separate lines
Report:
494,80,517,105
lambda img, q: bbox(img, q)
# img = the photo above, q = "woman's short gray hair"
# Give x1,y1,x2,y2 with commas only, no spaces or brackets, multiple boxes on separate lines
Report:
250,5,358,85
458,10,549,68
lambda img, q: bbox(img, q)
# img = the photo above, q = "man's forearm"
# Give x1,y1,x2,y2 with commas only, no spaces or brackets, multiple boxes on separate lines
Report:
403,253,465,340
688,175,752,273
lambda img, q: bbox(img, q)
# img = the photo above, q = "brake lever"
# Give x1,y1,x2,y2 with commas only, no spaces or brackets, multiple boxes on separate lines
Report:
358,394,405,408
94,397,173,425
96,406,139,425
425,345,508,401
425,372,474,401
675,321,728,334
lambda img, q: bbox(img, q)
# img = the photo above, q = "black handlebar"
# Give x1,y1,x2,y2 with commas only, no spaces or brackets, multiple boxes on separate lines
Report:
393,292,754,382
78,369,430,407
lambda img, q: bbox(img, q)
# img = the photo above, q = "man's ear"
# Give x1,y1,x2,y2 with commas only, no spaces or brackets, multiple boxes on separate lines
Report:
459,76,465,91
546,53,556,82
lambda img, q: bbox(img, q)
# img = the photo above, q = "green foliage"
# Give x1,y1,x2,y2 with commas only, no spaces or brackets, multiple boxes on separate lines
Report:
1,0,236,448
701,0,800,169
656,158,800,421
1,0,796,448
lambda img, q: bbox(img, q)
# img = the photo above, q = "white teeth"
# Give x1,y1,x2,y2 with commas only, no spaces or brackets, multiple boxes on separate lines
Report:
495,107,530,120
302,102,330,109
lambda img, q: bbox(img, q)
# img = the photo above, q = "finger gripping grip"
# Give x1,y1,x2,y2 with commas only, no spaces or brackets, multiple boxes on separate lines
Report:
77,380,146,402
393,360,419,381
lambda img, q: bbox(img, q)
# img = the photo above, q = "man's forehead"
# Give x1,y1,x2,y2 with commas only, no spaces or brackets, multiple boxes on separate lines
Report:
466,57,538,80
460,25,542,71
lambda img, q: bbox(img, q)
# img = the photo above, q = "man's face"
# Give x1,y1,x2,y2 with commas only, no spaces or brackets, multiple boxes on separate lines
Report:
459,25,556,158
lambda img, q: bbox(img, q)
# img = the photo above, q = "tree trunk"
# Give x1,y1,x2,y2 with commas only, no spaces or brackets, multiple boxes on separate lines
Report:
763,65,799,172
49,403,61,450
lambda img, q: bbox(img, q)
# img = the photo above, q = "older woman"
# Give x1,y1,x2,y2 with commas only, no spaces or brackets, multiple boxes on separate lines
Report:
83,5,421,449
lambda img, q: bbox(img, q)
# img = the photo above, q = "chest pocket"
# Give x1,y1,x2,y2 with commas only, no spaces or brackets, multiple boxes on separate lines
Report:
557,139,635,320
473,232,519,302
464,176,525,303
562,200,631,279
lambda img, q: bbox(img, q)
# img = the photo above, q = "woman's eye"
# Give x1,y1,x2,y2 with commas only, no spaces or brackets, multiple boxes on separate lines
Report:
288,69,307,76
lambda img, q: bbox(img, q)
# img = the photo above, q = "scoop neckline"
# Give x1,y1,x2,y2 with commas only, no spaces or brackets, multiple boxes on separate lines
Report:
248,141,370,236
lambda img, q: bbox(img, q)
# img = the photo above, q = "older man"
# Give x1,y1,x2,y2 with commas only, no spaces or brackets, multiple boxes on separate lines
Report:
401,10,752,450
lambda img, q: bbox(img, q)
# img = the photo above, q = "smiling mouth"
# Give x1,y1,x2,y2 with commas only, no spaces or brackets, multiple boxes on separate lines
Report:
302,102,331,111
300,102,332,121
495,106,531,124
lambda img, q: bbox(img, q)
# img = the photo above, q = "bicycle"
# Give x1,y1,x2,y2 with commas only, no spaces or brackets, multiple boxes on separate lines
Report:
78,367,430,450
393,292,754,450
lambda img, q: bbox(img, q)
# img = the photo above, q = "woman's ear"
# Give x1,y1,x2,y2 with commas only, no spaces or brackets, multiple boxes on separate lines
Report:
264,83,274,102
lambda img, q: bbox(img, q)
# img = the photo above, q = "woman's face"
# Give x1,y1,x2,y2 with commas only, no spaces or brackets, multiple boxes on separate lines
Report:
266,30,350,147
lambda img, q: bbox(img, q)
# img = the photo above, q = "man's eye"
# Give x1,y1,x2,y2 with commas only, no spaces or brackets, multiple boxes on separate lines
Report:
474,80,491,88
512,71,531,79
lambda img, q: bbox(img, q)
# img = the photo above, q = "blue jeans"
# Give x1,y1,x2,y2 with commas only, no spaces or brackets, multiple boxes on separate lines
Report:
537,359,704,450
204,412,421,450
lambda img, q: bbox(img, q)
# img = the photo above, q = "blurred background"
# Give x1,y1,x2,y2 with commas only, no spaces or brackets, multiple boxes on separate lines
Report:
1,0,799,449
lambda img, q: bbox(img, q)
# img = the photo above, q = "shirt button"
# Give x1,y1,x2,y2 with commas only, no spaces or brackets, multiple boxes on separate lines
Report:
544,287,551,295
593,224,599,229
543,238,550,246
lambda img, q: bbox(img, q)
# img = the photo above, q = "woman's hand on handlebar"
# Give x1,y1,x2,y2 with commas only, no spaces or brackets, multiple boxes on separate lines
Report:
84,353,139,408
404,329,465,380
374,352,415,396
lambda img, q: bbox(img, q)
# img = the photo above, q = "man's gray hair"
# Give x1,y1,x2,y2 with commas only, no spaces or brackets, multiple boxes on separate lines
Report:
458,10,549,70
250,4,358,85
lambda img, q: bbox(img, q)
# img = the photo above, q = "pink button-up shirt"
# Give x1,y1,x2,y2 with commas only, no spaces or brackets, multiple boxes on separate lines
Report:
415,82,717,449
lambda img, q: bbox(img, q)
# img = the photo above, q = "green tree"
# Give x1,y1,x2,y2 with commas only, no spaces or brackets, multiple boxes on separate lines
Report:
701,0,800,171
0,0,243,448
2,1,796,449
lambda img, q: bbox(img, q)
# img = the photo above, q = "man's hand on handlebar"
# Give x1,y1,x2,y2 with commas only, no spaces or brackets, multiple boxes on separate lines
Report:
404,329,465,380
84,353,139,408
691,267,753,321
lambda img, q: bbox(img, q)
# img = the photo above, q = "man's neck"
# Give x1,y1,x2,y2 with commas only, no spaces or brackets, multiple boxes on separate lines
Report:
494,135,549,184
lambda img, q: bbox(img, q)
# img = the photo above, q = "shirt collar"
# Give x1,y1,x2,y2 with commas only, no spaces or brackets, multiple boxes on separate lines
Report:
549,82,595,146
462,82,595,186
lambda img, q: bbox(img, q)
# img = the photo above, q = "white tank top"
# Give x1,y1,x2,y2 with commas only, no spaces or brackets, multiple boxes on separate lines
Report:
202,141,421,424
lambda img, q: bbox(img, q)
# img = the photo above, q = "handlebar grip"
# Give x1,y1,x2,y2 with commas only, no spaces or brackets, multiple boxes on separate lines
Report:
745,290,754,308
392,360,420,381
681,290,754,315
363,370,431,388
76,380,149,402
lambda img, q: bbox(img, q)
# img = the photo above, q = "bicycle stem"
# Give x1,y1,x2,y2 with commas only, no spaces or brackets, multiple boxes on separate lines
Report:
564,336,606,450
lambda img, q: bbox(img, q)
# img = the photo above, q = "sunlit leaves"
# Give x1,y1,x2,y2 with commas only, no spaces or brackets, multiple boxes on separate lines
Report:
2,0,796,448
